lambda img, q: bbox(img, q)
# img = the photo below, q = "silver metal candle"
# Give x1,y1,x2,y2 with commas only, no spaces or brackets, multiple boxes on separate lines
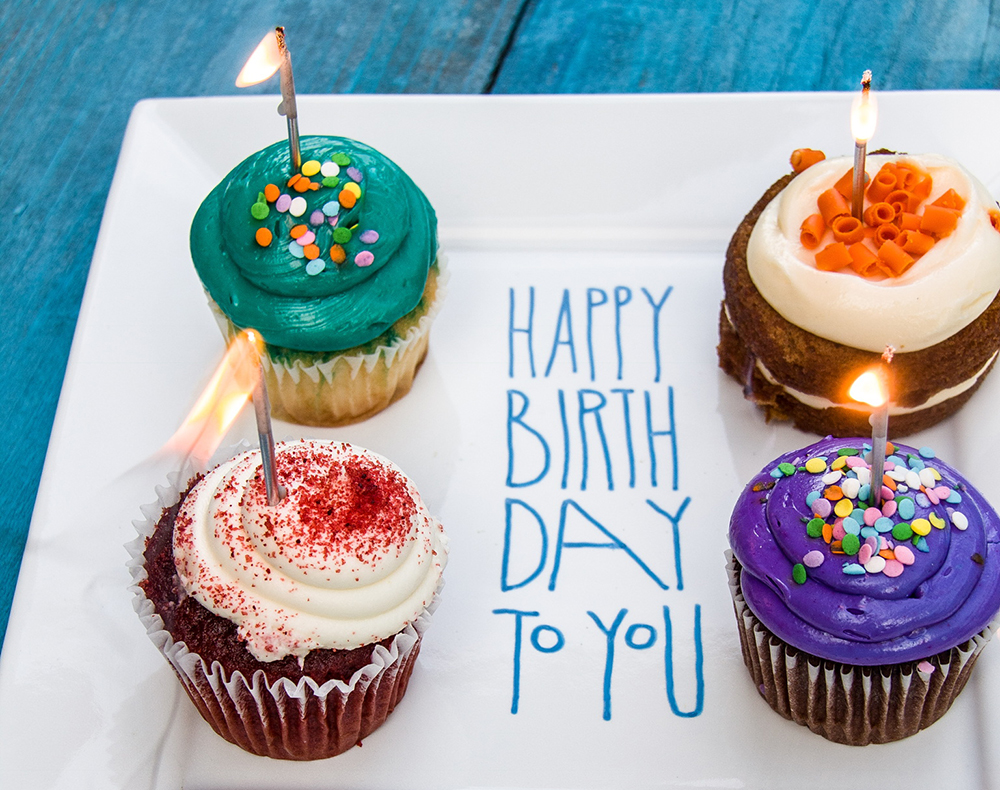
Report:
248,332,285,506
235,28,302,173
851,70,875,220
868,346,894,509
274,26,301,172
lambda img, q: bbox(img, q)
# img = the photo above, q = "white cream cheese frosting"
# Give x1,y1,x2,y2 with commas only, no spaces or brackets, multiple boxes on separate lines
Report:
173,440,448,661
747,154,1000,352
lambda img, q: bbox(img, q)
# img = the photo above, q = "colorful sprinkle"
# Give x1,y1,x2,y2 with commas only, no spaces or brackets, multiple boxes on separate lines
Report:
264,183,280,202
805,457,826,473
359,229,379,244
296,230,316,246
255,227,272,246
834,498,854,518
321,161,340,177
803,550,825,568
322,176,341,189
346,166,363,182
339,189,357,208
330,244,346,264
919,446,936,459
806,518,825,538
917,661,935,673
331,153,351,166
289,197,307,217
882,559,904,578
864,555,887,574
841,533,861,555
288,241,304,259
874,517,894,533
305,259,326,276
333,227,352,244
289,224,308,239
792,563,807,584
929,512,946,530
322,201,339,217
275,194,292,213
895,544,915,565
309,210,325,226
293,177,312,193
344,181,362,199
301,160,321,177
911,518,931,536
355,250,375,267
303,243,320,260
843,563,865,575
858,543,873,564
813,498,832,518
250,201,269,220
892,522,913,541
778,462,796,477
951,511,969,531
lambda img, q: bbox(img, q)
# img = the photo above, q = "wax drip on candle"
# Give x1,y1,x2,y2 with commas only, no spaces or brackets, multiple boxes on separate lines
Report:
850,70,877,220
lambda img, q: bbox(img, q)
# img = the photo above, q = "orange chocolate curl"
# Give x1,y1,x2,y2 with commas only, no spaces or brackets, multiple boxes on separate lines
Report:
791,148,826,173
877,240,915,277
800,213,827,249
848,242,879,277
864,202,897,227
831,215,865,244
932,188,967,211
990,208,1000,232
921,205,961,236
898,229,936,256
866,165,898,203
818,188,851,225
911,176,933,200
874,223,901,246
834,168,869,201
886,189,919,215
815,241,853,272
898,212,921,231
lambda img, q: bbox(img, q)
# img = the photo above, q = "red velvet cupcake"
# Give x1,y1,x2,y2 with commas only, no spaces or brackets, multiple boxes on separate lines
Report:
128,440,448,760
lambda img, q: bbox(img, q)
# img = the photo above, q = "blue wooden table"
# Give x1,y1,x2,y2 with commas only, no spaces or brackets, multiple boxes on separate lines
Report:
1,0,998,653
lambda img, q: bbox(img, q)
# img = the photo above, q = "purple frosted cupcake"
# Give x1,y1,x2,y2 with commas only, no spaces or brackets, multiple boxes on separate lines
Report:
727,436,1000,745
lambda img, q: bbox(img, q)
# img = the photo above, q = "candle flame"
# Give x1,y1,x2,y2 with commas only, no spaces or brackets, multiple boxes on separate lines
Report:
849,370,888,408
236,31,282,87
164,330,264,462
851,75,878,143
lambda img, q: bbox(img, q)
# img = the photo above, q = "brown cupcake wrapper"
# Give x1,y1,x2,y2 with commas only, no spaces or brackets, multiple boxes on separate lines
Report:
126,452,439,760
208,256,448,427
725,550,996,745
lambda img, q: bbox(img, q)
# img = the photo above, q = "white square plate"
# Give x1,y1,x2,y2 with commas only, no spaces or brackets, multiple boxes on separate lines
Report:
2,92,1000,789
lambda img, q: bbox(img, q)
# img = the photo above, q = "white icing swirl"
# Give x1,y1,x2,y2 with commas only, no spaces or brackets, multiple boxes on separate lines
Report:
173,440,448,661
747,154,1000,352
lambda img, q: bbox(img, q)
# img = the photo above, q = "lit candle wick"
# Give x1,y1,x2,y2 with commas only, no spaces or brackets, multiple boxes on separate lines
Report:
850,70,876,221
235,27,301,172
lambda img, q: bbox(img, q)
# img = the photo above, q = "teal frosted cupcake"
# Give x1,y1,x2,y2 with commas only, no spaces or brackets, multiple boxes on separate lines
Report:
191,135,443,426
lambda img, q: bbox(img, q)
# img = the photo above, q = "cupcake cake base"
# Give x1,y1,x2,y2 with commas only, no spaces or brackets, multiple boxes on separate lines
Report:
727,551,994,745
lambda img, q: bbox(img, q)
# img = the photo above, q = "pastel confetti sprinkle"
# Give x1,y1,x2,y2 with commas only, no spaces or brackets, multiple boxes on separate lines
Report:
330,244,346,263
289,196,307,217
296,230,316,246
322,176,341,189
355,250,375,267
301,160,321,177
359,230,379,244
288,241,305,259
322,201,339,217
803,550,825,568
346,166,363,182
917,661,935,673
321,161,340,177
344,181,362,199
305,259,326,276
309,210,325,226
843,563,865,575
331,153,351,166
919,446,936,459
275,194,292,212
255,227,272,246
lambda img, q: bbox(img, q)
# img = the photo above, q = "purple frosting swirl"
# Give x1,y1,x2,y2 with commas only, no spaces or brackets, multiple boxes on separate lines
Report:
729,436,1000,665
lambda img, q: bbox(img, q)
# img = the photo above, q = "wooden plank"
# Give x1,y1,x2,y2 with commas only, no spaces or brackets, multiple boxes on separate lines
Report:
490,0,1000,92
0,0,528,647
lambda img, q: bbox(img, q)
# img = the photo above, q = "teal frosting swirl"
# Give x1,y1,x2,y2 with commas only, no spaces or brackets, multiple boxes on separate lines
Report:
190,136,437,352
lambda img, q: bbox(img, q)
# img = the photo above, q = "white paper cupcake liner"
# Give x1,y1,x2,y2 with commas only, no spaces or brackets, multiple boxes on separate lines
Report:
126,451,439,760
207,256,448,426
725,550,996,745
